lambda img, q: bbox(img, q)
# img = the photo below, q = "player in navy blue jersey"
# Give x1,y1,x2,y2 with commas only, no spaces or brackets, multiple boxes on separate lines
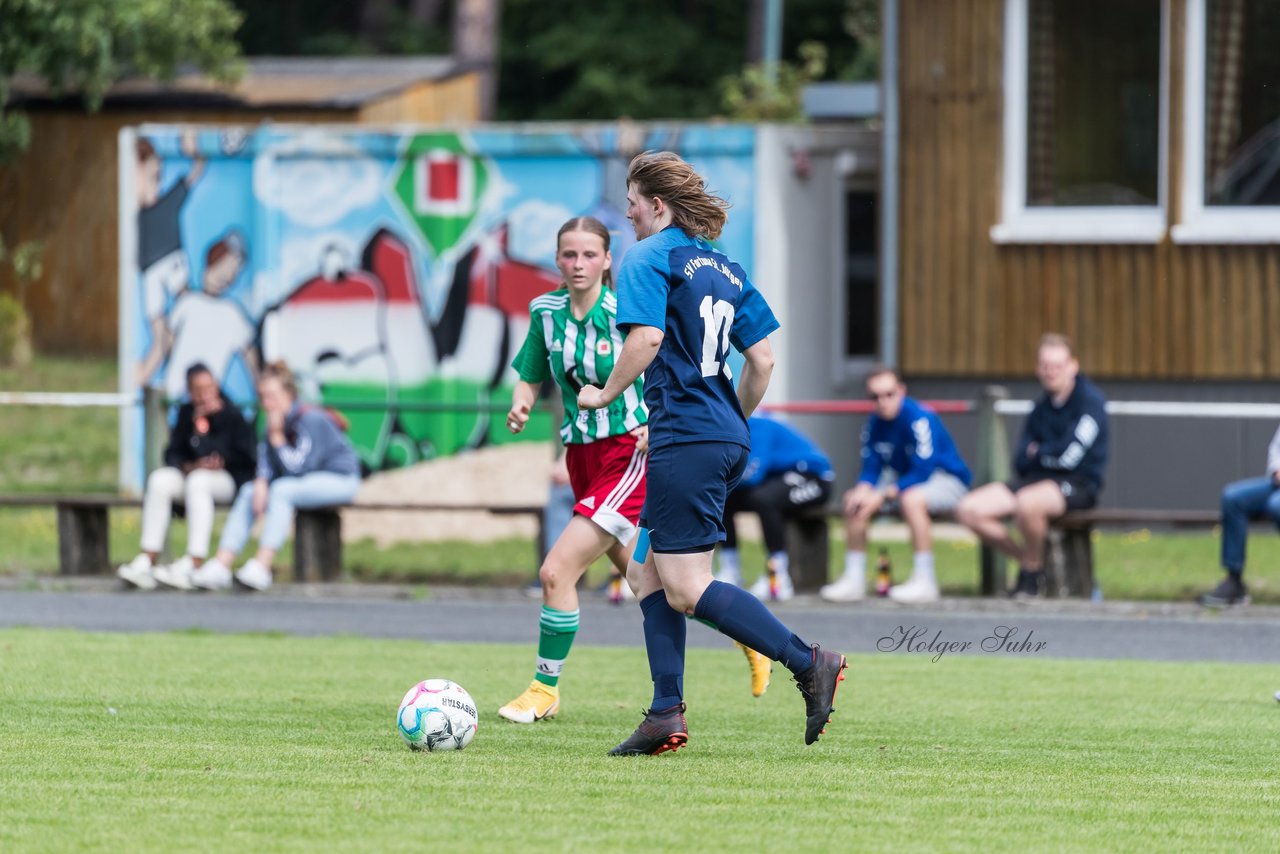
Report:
578,151,847,756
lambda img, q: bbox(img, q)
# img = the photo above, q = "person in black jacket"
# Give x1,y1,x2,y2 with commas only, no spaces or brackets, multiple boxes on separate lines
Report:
956,334,1109,599
117,363,256,591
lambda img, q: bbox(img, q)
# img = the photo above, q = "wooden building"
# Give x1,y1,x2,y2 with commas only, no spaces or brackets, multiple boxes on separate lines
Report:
0,57,479,354
885,0,1280,380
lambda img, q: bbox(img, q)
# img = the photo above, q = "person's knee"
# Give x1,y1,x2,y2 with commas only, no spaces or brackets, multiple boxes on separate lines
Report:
1222,482,1247,512
663,587,699,614
147,466,183,498
955,495,983,527
537,553,574,591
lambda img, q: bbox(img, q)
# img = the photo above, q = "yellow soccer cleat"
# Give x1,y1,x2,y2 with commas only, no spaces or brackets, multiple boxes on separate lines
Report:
498,680,561,724
737,641,772,697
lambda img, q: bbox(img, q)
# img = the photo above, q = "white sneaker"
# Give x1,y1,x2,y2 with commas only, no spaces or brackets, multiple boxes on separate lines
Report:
748,572,794,602
153,555,195,590
820,572,866,603
234,558,273,591
190,558,232,590
887,576,941,604
117,554,156,590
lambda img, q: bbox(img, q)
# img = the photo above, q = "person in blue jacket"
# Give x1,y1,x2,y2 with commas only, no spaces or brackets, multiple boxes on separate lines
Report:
713,415,835,603
822,365,972,604
956,334,1109,599
189,361,362,592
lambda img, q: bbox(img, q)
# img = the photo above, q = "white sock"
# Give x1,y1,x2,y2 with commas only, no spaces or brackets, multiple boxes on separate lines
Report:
718,548,742,581
769,551,789,578
843,551,866,585
912,552,936,585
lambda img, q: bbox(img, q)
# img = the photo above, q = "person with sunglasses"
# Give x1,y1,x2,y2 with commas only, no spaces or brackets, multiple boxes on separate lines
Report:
821,365,971,604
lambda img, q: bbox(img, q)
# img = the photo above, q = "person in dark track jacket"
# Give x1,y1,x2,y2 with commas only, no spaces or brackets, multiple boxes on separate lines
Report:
118,363,256,591
956,333,1109,599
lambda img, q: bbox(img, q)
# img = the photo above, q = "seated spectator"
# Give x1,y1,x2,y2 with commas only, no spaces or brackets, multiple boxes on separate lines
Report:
1198,425,1280,607
955,334,1108,599
821,365,971,604
190,361,361,592
713,414,835,602
117,363,256,590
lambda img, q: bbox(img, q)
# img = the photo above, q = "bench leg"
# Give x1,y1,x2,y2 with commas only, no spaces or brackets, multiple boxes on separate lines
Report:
294,509,343,583
787,516,830,594
57,504,109,576
1042,527,1094,598
980,544,1006,596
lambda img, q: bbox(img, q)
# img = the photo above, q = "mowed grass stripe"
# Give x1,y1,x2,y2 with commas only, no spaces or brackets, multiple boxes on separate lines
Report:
0,630,1277,852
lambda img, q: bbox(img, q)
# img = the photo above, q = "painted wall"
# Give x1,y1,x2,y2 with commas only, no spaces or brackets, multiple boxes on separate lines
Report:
118,123,758,491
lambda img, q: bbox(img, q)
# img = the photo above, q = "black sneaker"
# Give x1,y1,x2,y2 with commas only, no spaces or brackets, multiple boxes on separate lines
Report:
1008,568,1044,600
1198,575,1249,607
607,703,689,756
793,645,848,745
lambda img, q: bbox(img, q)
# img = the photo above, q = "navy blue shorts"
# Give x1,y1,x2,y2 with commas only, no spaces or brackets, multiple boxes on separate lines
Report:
640,441,749,553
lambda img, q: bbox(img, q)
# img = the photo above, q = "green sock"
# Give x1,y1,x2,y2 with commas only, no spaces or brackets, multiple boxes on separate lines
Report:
534,605,579,687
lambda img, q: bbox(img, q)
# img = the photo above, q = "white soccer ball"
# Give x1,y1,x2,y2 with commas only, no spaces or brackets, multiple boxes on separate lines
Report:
396,679,479,751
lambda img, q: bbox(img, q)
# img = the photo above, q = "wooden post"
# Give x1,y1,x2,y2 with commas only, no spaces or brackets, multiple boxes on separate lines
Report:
787,512,830,593
143,386,167,479
57,502,109,575
975,385,1011,595
294,509,343,582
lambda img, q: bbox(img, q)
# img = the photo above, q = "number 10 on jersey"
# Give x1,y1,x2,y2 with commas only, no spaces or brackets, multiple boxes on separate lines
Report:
698,295,735,379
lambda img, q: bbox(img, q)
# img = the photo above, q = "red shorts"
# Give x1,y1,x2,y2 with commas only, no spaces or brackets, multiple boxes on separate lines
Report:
564,433,647,543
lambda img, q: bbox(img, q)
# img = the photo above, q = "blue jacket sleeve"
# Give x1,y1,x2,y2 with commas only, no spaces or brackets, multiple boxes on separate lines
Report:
857,422,883,485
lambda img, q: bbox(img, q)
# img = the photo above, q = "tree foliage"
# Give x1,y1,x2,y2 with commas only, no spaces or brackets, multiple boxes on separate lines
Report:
0,0,243,161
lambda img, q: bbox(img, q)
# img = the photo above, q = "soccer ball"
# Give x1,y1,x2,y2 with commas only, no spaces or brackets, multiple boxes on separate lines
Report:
396,679,479,751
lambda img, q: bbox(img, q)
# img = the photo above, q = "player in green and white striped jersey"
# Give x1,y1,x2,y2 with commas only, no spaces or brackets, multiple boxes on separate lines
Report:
498,216,650,724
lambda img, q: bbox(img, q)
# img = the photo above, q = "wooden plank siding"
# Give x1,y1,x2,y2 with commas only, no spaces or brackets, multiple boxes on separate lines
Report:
0,74,479,355
897,0,1280,380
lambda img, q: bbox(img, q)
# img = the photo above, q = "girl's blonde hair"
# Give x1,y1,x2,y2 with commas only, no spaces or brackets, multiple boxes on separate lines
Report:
259,360,298,399
627,151,730,241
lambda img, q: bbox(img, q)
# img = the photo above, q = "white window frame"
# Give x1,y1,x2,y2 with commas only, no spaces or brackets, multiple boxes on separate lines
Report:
991,0,1169,244
1173,0,1280,243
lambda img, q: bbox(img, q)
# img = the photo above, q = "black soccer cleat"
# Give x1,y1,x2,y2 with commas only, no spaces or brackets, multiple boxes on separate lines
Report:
794,645,848,745
1198,575,1250,608
607,703,689,756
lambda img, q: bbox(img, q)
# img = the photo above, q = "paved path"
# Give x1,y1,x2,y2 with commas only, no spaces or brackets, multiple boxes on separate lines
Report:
2,579,1278,664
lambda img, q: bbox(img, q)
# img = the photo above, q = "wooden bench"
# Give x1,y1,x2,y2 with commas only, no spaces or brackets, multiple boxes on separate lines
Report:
784,504,1222,598
1041,508,1218,598
0,495,544,583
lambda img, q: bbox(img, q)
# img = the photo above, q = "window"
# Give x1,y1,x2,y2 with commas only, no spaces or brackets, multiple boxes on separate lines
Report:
843,189,879,359
1174,0,1280,242
993,0,1168,243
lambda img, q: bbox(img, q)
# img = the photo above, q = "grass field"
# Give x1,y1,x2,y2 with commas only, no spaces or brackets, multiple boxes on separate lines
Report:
1,628,1277,852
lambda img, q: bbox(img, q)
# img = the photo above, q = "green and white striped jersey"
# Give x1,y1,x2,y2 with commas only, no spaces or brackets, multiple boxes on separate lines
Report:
511,287,648,445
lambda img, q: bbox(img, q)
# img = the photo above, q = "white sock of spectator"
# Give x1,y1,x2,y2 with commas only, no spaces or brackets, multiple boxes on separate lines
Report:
912,552,936,585
717,548,742,583
769,551,790,578
843,551,867,586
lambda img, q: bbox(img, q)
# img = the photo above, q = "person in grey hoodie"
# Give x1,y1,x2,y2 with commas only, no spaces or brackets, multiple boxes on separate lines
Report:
190,361,361,592
1198,426,1280,607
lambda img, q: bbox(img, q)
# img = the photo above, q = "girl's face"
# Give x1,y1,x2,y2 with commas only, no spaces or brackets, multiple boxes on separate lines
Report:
555,230,611,295
625,182,663,240
257,376,294,415
188,370,222,414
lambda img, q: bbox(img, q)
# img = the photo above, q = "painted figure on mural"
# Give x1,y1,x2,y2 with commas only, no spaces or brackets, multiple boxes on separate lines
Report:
161,232,259,403
137,130,205,387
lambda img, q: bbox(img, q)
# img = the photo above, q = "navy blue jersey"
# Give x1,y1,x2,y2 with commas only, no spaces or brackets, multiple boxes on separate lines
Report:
616,225,779,450
858,396,972,491
1014,375,1109,492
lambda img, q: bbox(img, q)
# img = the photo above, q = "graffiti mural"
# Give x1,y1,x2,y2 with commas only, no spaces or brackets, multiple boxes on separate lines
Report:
118,124,757,490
